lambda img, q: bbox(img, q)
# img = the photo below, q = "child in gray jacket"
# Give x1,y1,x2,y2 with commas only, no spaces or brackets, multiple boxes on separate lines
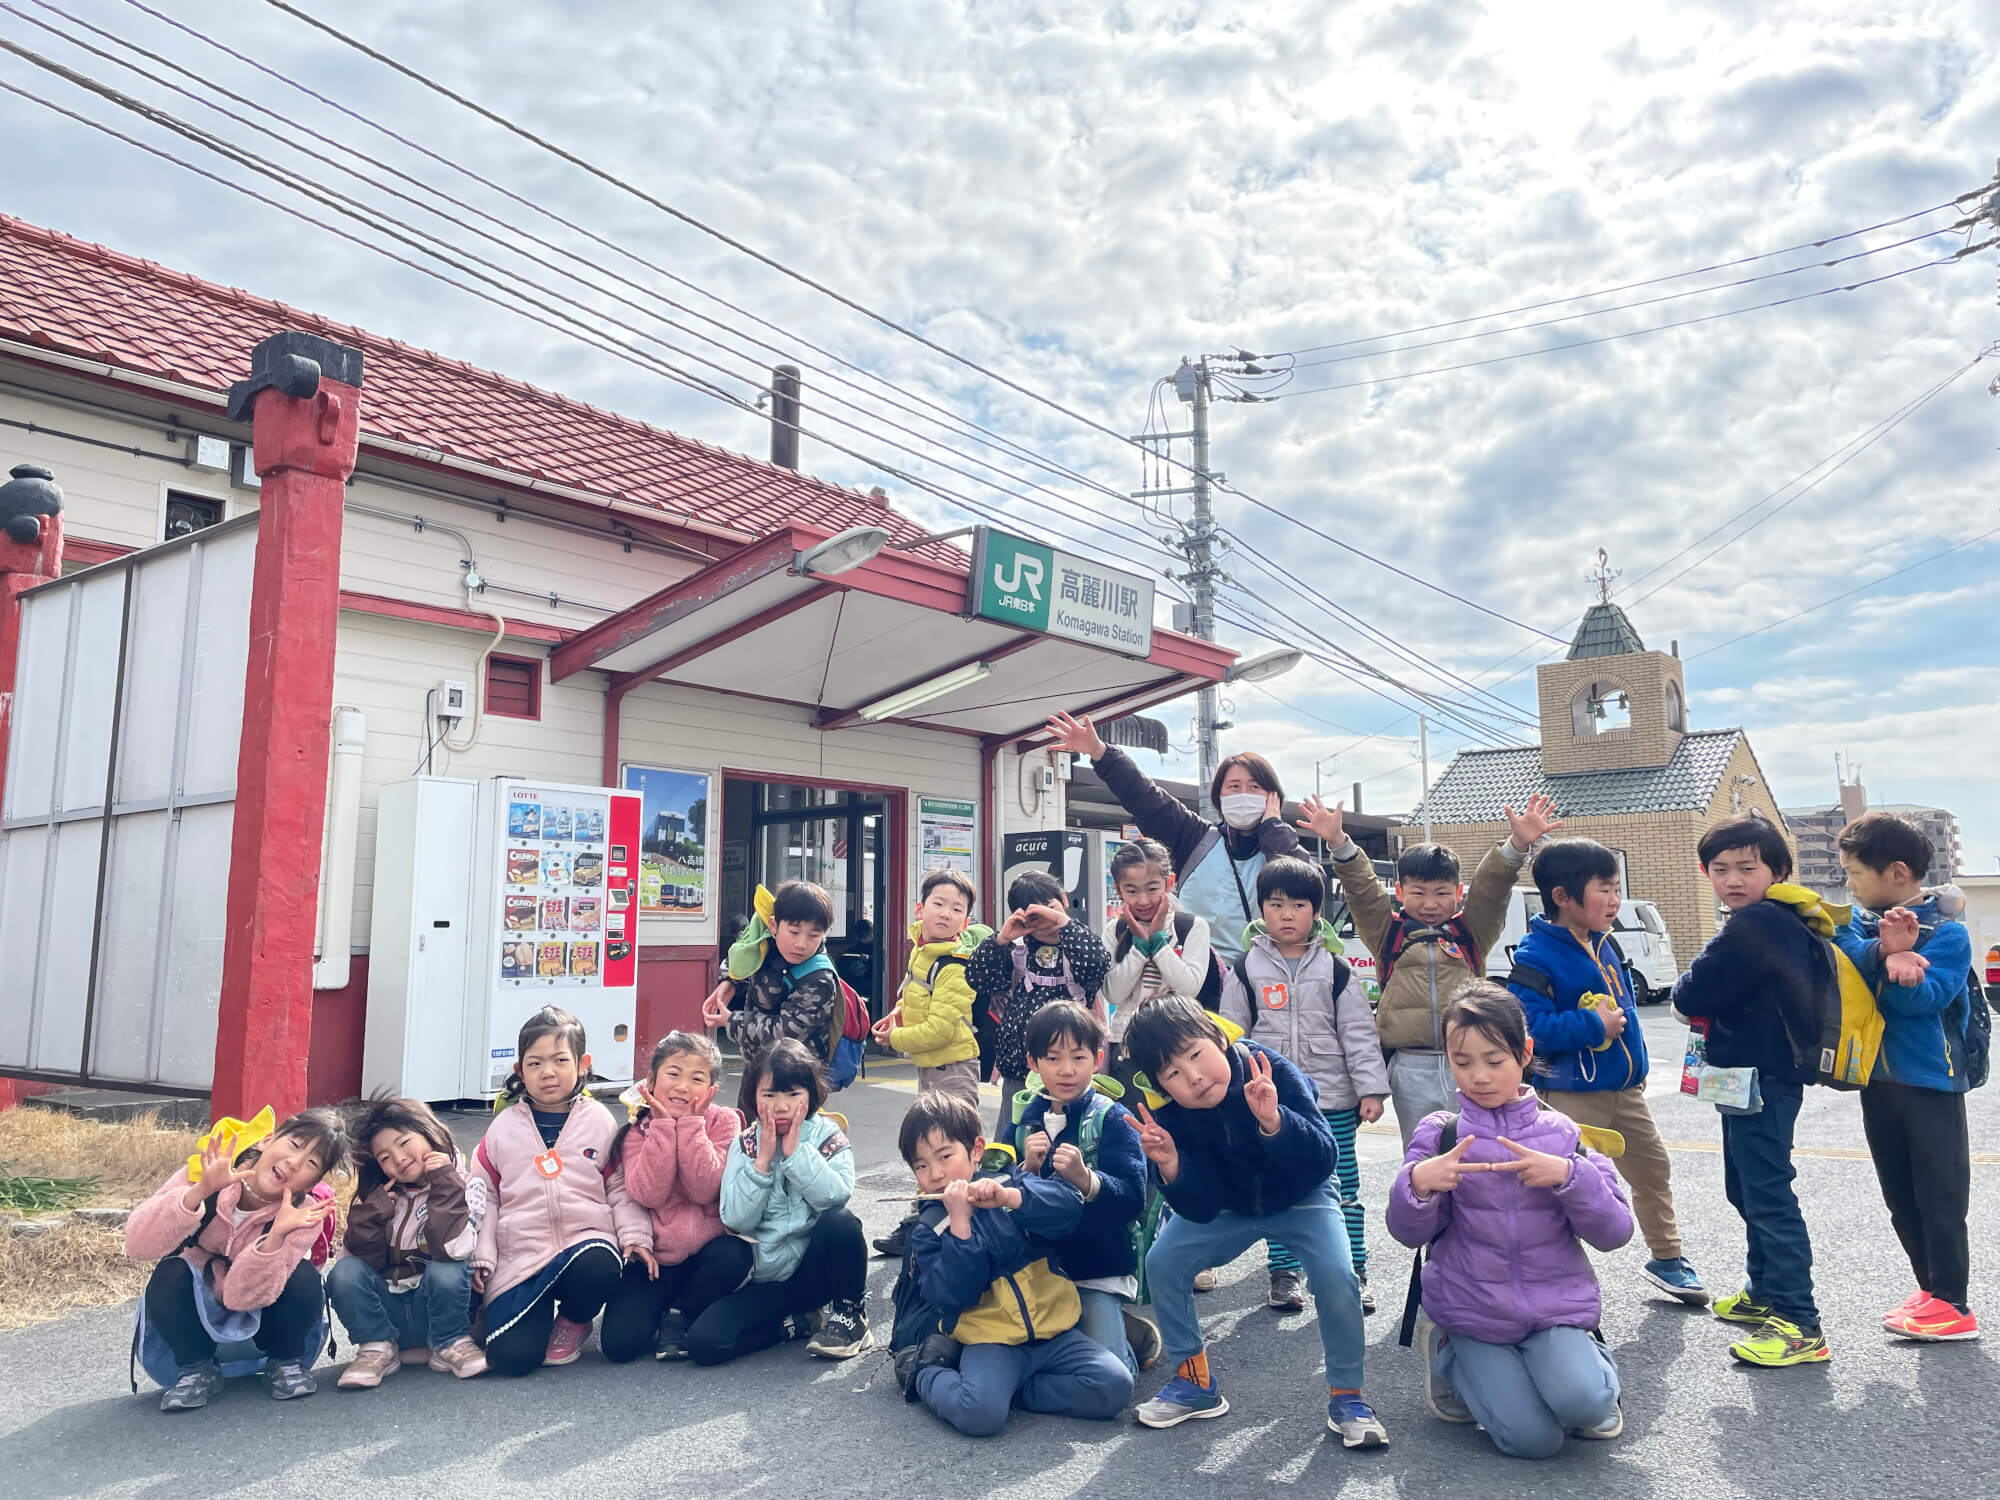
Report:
1221,856,1389,1312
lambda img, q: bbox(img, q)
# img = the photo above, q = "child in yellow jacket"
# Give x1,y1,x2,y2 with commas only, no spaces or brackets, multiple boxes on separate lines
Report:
871,868,991,1256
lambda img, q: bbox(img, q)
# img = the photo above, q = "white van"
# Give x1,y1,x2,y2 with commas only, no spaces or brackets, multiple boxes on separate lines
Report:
1328,889,1676,1006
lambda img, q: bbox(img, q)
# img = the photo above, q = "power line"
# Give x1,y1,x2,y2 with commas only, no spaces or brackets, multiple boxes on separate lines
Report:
1265,200,1968,359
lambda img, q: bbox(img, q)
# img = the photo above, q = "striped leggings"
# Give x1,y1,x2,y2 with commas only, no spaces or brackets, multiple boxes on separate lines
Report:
1268,1107,1365,1279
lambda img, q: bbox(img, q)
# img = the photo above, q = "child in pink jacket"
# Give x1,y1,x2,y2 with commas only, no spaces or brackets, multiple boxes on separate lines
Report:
126,1108,348,1411
600,1031,752,1362
472,1007,648,1375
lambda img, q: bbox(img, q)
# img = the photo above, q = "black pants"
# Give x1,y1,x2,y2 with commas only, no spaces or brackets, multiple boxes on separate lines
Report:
145,1255,323,1367
484,1247,623,1377
687,1208,866,1366
600,1236,755,1363
1861,1079,1972,1309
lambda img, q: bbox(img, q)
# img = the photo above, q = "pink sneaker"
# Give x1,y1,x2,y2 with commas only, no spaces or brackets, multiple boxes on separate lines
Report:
544,1317,591,1366
429,1337,488,1378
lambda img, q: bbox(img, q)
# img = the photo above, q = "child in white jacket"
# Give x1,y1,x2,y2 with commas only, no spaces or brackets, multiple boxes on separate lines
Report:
1102,839,1216,1090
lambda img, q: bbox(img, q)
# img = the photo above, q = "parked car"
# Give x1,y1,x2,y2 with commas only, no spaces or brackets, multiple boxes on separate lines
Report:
1327,888,1674,1007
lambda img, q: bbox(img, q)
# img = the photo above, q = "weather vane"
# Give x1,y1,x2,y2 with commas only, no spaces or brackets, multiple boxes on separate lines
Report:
1587,548,1620,604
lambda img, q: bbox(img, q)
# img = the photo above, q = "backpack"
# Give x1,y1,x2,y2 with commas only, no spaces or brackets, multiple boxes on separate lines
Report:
1379,912,1482,988
1230,948,1352,1037
1396,1112,1592,1349
784,953,867,1091
1113,911,1225,1012
1963,961,1991,1089
1796,935,1884,1091
1010,940,1088,1005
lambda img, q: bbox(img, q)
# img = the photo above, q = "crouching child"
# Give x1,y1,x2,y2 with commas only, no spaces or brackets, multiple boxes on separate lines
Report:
890,1091,1133,1436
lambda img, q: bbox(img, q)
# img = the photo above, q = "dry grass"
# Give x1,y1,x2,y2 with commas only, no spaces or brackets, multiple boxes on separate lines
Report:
0,1220,150,1328
0,1107,202,1207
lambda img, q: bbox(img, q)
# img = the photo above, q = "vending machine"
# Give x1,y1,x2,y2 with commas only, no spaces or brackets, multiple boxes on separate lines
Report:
365,775,642,1102
468,777,642,1096
1000,829,1110,932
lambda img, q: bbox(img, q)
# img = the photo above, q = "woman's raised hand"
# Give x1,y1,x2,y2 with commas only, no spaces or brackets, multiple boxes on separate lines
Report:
1044,711,1105,759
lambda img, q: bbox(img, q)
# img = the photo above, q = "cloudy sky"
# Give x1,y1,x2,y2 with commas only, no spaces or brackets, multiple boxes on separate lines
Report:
4,0,1998,873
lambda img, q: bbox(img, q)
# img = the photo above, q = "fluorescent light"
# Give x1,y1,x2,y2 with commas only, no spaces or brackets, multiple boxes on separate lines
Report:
1225,646,1304,684
797,525,890,577
856,661,993,721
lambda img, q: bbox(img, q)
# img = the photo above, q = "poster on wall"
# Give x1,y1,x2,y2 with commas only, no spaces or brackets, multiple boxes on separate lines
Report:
918,795,978,879
622,764,712,918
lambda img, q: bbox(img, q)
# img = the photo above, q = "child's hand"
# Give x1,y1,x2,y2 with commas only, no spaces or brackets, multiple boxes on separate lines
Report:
421,1151,453,1175
776,1113,801,1160
1878,907,1921,956
700,980,735,1027
472,1266,489,1296
1294,794,1345,846
871,1007,902,1044
1050,1143,1092,1192
1885,950,1930,987
270,1191,333,1240
1596,1001,1628,1042
754,1104,779,1172
1494,1137,1573,1190
1020,1131,1051,1173
1409,1135,1479,1197
966,1177,1023,1211
1243,1051,1281,1134
1027,900,1070,938
636,1081,662,1117
192,1136,243,1202
996,909,1033,944
626,1244,659,1279
1504,792,1563,852
1358,1097,1384,1125
1044,710,1106,759
942,1178,974,1237
1132,1102,1179,1181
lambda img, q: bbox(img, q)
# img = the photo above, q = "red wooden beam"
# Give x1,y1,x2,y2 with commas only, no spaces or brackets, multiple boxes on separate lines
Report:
338,588,572,644
813,632,1044,731
610,583,836,687
988,673,1204,749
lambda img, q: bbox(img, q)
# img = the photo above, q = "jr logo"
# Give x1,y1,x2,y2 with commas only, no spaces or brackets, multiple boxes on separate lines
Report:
992,553,1044,601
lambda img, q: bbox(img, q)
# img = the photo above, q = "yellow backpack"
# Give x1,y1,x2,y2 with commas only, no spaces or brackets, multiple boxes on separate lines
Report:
1766,885,1884,1090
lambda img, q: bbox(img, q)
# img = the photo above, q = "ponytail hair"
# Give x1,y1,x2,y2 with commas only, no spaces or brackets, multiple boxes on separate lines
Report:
501,1005,591,1104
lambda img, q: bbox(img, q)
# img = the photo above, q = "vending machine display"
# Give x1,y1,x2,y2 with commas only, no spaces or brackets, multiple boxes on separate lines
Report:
470,778,642,1095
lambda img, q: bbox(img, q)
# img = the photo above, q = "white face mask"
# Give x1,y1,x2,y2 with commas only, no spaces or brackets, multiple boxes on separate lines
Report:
1219,792,1268,830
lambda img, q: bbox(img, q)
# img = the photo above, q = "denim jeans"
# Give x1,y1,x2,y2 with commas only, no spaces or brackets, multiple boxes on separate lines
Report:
1438,1325,1619,1460
1074,1285,1136,1376
914,1327,1131,1437
1145,1186,1365,1390
1722,1079,1818,1326
326,1256,473,1350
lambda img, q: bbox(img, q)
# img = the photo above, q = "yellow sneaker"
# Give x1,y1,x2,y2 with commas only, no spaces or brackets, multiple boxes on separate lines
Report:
1729,1317,1829,1367
1712,1289,1773,1326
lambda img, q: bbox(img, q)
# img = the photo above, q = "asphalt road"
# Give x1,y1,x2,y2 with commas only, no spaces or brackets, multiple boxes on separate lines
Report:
4,1011,1998,1498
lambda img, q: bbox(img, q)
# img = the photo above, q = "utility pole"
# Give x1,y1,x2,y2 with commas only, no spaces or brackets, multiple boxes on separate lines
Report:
1186,357,1222,814
1419,713,1433,840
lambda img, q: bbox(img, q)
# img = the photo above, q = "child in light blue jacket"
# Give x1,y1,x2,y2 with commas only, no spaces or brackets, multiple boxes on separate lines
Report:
693,1040,868,1365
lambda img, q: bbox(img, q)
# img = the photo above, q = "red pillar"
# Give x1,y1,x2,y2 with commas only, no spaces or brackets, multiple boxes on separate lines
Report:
210,334,364,1121
0,464,64,1110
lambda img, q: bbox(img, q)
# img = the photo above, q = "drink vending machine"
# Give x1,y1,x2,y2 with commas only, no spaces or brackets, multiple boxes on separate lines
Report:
364,775,643,1102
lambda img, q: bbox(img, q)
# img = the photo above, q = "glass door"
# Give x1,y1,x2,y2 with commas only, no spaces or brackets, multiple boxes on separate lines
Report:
749,784,889,1020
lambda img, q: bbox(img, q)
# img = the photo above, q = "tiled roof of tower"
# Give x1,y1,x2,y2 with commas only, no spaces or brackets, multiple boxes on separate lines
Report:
1565,602,1647,660
0,215,962,562
1415,729,1744,823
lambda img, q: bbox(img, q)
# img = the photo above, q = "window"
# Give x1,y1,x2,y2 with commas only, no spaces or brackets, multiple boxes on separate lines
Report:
485,654,542,720
1666,679,1686,732
162,489,224,541
1569,678,1630,737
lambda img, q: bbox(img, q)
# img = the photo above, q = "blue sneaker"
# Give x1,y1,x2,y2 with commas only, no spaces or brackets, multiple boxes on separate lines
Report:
1326,1392,1389,1448
1642,1257,1711,1306
1135,1372,1229,1428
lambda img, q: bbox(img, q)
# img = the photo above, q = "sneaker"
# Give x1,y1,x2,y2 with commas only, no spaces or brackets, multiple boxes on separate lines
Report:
1712,1289,1773,1326
778,1310,817,1343
428,1337,488,1378
1326,1392,1389,1449
654,1311,692,1361
1887,1289,1931,1323
1416,1315,1473,1424
895,1333,962,1401
265,1359,318,1400
872,1217,913,1259
1268,1267,1307,1311
336,1341,400,1390
1572,1403,1624,1440
1729,1316,1830,1367
1642,1258,1711,1306
1122,1306,1163,1371
1135,1371,1229,1428
1887,1295,1981,1342
807,1298,871,1359
158,1360,223,1413
543,1316,591,1367
1192,1267,1218,1294
1359,1275,1375,1316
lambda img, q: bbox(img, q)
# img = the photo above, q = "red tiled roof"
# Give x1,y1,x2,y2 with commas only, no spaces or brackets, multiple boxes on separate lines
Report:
0,214,958,560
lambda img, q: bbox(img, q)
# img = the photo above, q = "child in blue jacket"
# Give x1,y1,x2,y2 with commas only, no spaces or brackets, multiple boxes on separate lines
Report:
890,1092,1132,1437
1123,998,1385,1450
1835,812,1980,1343
1506,838,1705,1307
1012,1001,1157,1374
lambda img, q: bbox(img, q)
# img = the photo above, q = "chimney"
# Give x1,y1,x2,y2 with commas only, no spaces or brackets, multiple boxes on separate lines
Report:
769,363,801,470
1351,781,1363,815
1670,638,1679,658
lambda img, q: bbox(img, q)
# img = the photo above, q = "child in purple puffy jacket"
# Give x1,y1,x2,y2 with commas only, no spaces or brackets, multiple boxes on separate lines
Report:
1388,983,1634,1460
